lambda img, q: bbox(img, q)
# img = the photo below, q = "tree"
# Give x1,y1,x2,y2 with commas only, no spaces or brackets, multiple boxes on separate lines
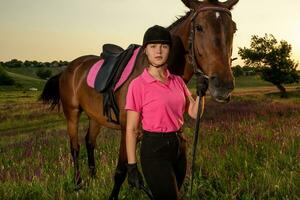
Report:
24,60,32,67
232,65,243,77
0,65,15,85
238,34,299,97
36,68,52,79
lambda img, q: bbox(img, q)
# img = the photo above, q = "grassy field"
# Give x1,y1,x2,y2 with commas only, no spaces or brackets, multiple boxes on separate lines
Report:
0,71,299,199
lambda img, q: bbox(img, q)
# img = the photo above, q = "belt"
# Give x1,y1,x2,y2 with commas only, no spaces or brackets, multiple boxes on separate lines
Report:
142,129,182,138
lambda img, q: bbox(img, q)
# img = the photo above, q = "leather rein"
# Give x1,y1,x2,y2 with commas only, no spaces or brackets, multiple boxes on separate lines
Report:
188,6,232,199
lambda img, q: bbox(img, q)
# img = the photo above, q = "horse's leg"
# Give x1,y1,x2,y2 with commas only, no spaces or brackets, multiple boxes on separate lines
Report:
85,119,101,178
65,108,82,187
109,128,127,200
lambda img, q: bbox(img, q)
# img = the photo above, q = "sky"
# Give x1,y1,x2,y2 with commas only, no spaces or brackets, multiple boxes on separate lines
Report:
1,0,300,67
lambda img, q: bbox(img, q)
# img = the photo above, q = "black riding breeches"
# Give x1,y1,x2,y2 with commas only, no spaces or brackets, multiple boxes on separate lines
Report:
140,130,187,200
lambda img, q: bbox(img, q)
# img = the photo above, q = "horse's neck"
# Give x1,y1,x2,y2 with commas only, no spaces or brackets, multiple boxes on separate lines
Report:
132,51,148,78
168,18,194,83
169,20,191,52
131,19,194,83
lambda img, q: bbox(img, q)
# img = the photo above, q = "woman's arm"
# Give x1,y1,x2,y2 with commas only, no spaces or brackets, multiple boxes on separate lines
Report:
186,95,205,119
126,110,140,164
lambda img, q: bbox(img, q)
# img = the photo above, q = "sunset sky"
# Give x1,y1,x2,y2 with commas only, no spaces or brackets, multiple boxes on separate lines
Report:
1,0,300,67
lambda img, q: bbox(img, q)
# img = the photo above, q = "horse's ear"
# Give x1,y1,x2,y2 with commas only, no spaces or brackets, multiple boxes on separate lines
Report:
182,0,199,10
221,0,239,10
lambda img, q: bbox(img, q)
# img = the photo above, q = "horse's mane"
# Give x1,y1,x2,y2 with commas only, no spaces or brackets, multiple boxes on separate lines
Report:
167,11,192,31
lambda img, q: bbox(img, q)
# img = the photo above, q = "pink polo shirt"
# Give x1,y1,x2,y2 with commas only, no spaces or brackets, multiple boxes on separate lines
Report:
125,68,191,132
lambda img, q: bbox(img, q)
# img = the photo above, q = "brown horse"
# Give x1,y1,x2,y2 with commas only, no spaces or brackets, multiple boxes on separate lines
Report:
40,0,238,199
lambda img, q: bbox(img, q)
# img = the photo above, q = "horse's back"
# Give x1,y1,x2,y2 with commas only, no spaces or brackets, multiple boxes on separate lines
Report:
66,55,99,74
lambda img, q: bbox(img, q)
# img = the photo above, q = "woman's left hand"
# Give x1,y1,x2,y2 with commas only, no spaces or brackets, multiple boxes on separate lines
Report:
195,73,209,97
127,163,144,188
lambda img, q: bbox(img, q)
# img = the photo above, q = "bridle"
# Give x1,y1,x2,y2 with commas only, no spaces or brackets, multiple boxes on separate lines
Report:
188,6,232,77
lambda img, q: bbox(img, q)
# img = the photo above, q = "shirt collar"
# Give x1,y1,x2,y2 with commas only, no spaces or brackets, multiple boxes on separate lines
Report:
141,68,174,83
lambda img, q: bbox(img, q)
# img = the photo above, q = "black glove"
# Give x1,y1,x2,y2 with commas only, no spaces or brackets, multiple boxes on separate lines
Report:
195,72,209,97
127,163,144,189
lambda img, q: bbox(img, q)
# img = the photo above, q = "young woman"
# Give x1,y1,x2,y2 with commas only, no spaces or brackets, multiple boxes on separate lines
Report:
125,25,208,200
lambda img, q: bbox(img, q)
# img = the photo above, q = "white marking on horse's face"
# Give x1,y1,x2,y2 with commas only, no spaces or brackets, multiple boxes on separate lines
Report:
216,12,220,19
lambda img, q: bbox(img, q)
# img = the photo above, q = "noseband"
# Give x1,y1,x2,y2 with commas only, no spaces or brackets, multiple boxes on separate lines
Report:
188,6,232,76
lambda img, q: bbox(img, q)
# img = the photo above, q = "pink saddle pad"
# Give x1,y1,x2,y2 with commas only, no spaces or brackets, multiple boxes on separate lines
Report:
87,47,141,91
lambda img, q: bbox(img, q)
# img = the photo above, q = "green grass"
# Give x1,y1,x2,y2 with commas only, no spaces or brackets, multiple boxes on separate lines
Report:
188,74,278,89
234,75,273,88
0,90,299,199
183,96,300,199
188,74,299,89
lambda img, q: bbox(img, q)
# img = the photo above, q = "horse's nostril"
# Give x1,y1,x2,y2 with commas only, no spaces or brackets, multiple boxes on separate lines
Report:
209,76,220,87
210,76,234,90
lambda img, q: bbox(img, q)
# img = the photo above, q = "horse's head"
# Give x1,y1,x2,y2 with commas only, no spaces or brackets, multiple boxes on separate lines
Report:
171,0,238,102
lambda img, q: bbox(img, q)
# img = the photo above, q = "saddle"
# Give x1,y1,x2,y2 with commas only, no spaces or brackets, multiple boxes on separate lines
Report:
95,44,124,91
94,43,140,124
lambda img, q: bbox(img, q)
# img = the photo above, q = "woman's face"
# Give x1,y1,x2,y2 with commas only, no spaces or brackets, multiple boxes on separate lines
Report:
145,43,170,67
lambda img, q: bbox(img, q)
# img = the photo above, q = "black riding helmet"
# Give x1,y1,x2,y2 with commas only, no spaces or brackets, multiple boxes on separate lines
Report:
143,25,172,47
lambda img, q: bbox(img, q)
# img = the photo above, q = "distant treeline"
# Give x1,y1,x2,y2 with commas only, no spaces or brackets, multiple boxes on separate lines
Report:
0,59,69,68
231,65,260,77
232,65,300,77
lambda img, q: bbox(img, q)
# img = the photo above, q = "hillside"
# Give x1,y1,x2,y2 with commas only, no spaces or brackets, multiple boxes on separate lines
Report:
5,66,63,79
0,67,45,91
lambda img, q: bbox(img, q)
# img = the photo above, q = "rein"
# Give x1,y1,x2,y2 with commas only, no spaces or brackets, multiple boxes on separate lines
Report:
187,6,231,200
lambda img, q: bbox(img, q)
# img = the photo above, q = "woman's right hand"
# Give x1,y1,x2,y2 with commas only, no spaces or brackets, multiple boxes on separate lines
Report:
127,163,144,188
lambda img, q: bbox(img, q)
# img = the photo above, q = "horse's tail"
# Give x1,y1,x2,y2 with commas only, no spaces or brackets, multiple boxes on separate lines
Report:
39,73,61,110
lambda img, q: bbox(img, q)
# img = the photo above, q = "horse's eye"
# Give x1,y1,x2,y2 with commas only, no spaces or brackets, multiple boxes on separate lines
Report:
195,25,203,32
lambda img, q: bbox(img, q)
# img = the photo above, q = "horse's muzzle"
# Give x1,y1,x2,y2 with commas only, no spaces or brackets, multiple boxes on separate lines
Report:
208,76,234,103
